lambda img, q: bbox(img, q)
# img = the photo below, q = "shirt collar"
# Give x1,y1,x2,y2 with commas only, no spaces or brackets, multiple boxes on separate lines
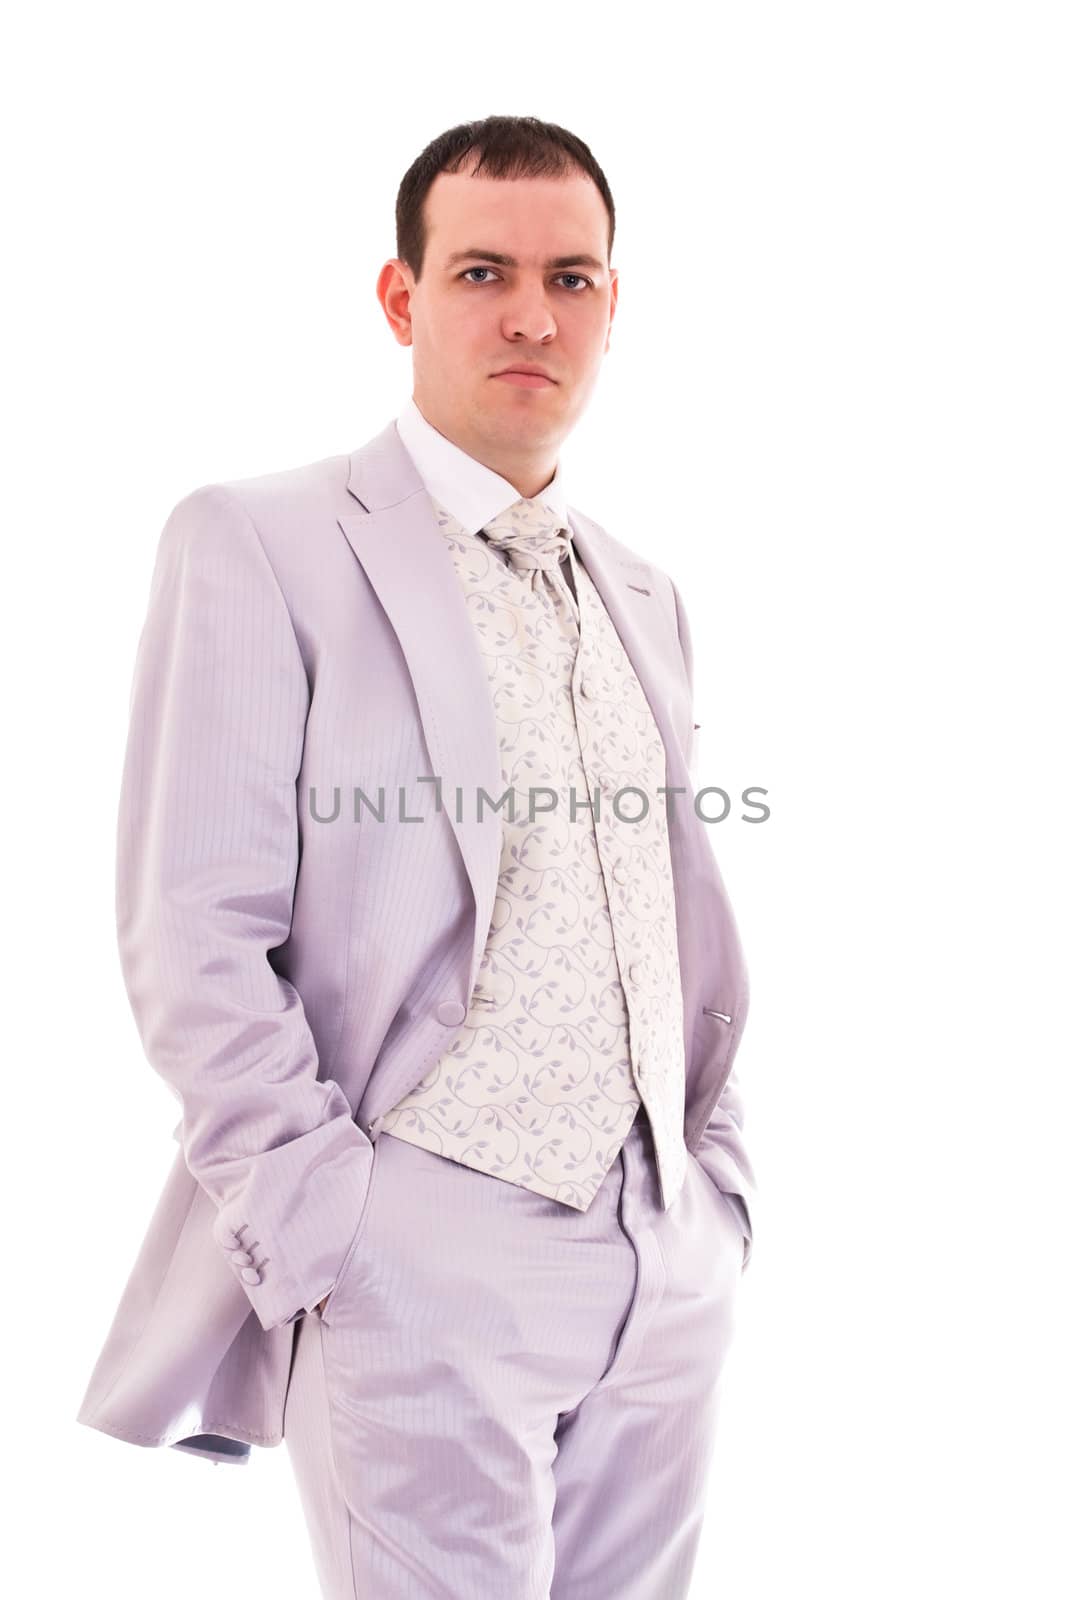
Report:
395,394,571,536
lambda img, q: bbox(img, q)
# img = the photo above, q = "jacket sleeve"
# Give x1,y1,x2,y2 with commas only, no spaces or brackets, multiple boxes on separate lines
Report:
115,484,374,1330
669,573,757,1270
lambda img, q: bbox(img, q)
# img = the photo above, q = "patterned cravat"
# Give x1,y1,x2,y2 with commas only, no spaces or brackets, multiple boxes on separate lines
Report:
480,497,580,623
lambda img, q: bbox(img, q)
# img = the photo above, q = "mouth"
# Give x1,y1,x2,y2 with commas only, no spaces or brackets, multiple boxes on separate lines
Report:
492,368,557,389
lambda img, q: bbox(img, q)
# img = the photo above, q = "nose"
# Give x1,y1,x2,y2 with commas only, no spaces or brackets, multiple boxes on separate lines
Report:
501,285,557,345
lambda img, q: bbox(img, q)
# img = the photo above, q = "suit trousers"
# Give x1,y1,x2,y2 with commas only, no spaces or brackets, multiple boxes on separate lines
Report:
282,1104,745,1599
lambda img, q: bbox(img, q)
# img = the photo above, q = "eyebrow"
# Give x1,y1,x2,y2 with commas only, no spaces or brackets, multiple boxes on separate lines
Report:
444,249,605,273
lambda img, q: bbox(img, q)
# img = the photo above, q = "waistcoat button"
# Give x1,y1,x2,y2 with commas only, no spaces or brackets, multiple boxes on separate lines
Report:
436,1000,466,1026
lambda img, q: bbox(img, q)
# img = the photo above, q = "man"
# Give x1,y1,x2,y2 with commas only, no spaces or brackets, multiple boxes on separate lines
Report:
76,115,757,1598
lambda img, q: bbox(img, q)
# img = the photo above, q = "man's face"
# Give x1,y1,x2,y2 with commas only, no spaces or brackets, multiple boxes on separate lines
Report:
380,164,618,476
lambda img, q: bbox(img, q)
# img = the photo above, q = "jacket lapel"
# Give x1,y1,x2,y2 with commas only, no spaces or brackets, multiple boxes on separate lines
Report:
566,508,687,784
337,419,687,999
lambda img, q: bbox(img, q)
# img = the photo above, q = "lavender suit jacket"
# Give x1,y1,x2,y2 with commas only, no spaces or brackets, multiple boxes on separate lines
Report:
75,417,755,1465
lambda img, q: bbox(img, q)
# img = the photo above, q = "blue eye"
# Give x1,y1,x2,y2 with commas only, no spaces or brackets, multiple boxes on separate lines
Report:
459,268,593,291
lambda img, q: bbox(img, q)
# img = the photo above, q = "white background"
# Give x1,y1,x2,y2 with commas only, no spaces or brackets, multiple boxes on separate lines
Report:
4,2,1067,1594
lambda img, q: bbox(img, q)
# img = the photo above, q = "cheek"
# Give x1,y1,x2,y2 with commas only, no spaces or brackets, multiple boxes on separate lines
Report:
573,318,610,366
427,299,479,349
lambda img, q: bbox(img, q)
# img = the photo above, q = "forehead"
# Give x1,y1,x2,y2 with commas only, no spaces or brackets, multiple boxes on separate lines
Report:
423,169,609,263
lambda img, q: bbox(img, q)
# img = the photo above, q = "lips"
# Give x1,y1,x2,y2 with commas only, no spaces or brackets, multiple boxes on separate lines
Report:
493,370,557,389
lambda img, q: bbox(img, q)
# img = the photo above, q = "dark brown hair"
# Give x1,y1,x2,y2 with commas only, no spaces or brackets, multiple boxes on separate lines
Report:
396,115,616,283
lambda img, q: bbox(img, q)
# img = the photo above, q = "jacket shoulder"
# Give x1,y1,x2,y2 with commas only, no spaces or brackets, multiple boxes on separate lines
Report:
216,449,353,523
157,449,356,580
